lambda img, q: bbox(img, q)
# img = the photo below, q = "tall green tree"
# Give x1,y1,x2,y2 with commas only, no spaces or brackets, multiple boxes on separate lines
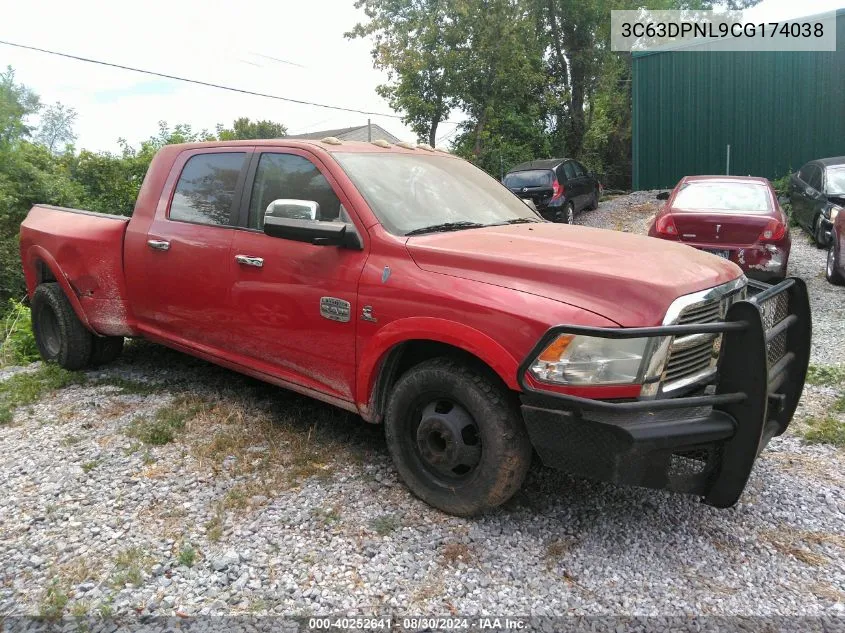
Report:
347,0,462,146
0,66,40,147
35,102,77,154
216,117,287,140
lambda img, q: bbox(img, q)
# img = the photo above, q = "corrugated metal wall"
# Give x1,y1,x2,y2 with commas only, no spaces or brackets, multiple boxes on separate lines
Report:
633,11,845,190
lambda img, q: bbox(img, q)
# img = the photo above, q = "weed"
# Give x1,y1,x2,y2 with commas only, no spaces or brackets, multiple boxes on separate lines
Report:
110,547,150,587
70,601,89,617
802,416,845,447
312,506,341,525
441,542,474,565
370,514,400,536
0,299,38,367
98,602,114,618
805,364,845,387
834,395,845,413
38,579,69,620
177,544,196,567
61,434,82,447
81,459,101,474
205,514,224,543
125,396,206,446
0,364,85,422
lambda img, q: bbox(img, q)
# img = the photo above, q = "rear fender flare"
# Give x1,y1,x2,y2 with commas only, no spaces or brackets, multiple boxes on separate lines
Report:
357,317,521,417
23,245,94,332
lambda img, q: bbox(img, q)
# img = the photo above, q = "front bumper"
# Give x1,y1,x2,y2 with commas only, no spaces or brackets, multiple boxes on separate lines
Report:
518,278,811,508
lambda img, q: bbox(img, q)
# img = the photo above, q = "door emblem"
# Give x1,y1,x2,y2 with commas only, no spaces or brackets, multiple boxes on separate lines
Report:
361,305,378,322
319,297,351,322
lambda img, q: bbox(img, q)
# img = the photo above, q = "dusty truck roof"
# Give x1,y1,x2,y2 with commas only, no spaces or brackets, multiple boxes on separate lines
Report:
153,138,459,157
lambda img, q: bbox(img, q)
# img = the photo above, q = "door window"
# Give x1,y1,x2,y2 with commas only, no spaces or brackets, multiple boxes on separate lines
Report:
169,153,246,225
572,162,587,177
798,163,814,185
807,166,823,192
248,153,343,229
562,162,576,181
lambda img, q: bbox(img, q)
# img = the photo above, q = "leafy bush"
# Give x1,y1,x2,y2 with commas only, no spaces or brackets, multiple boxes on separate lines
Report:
0,299,38,366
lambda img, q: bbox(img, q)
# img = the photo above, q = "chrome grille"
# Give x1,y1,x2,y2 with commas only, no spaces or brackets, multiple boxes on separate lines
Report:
661,280,746,393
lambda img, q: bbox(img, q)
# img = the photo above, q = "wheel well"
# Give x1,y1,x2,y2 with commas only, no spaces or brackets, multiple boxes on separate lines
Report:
35,259,57,285
369,340,506,424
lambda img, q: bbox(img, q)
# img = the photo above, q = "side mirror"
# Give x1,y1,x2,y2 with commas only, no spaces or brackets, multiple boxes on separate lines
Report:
263,216,362,249
265,199,319,221
656,191,670,201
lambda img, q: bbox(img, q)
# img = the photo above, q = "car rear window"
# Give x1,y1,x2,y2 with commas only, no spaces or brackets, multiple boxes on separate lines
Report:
672,182,771,212
503,170,553,188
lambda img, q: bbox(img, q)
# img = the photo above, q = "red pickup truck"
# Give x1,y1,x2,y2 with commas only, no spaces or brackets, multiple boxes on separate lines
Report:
20,139,811,516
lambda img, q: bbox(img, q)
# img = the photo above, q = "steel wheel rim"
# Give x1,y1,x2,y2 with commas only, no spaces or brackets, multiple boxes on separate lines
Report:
567,205,575,224
412,397,482,481
39,306,61,357
828,247,835,277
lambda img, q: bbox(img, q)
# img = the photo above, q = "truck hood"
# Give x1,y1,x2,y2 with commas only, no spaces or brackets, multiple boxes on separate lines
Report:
405,223,742,327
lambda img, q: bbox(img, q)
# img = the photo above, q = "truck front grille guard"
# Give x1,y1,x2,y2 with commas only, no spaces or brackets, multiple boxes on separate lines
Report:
517,277,812,507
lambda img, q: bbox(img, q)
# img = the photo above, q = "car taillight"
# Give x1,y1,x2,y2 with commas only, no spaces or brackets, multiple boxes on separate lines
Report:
655,214,678,237
759,219,786,242
552,180,563,200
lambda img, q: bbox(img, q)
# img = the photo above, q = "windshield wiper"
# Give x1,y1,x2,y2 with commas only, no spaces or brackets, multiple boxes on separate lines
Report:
498,218,541,225
405,221,485,236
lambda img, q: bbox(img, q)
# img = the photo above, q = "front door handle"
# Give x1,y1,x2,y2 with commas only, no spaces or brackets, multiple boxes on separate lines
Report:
147,239,170,251
235,254,264,268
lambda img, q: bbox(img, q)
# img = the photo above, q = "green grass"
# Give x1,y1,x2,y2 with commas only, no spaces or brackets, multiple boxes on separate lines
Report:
125,396,205,446
81,459,101,474
110,547,150,587
0,299,38,367
38,579,69,620
803,416,845,447
178,544,197,567
370,514,400,536
805,364,845,387
0,364,84,424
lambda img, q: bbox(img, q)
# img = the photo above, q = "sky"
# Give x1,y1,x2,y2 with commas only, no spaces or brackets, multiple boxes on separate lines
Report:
0,0,842,154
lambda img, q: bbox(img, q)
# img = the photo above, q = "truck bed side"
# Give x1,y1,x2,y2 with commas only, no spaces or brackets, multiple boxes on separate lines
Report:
20,205,136,337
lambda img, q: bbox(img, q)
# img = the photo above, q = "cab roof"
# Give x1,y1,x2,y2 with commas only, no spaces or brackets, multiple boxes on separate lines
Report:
153,138,459,158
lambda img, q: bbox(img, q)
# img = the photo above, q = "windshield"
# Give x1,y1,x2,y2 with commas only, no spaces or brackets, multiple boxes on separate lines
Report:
673,181,771,212
827,167,845,195
503,169,554,188
334,153,541,236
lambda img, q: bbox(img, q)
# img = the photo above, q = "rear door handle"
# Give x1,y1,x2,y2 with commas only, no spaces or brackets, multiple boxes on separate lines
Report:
147,239,170,251
235,254,264,268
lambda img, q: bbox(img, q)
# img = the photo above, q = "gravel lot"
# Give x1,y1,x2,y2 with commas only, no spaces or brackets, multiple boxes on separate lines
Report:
1,194,844,623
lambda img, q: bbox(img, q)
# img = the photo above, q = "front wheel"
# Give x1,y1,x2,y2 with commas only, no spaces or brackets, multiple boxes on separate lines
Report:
384,357,532,516
827,242,845,285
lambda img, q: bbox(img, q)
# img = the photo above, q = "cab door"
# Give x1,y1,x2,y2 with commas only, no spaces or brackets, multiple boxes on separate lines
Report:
227,149,369,402
125,148,251,351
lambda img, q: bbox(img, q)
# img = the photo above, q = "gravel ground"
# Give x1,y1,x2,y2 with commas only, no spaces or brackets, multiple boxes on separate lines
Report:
1,194,844,624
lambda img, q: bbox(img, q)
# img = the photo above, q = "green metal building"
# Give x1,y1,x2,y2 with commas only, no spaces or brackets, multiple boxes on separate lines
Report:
632,9,845,190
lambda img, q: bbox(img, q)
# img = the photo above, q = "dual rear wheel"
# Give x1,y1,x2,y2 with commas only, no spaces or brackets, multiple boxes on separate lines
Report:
31,283,123,370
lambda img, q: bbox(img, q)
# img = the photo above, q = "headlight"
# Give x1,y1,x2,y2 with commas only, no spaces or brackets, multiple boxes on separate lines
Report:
530,334,656,386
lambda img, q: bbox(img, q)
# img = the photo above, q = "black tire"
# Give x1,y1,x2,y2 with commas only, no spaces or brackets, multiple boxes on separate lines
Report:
587,189,599,211
813,215,827,248
826,242,845,285
384,357,532,516
31,283,93,370
90,335,124,366
565,202,575,225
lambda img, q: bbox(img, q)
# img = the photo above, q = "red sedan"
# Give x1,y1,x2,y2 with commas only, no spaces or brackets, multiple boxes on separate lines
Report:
648,176,790,282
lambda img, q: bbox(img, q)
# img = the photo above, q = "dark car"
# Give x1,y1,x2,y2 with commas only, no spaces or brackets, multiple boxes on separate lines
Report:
648,175,790,282
789,156,845,247
503,158,601,224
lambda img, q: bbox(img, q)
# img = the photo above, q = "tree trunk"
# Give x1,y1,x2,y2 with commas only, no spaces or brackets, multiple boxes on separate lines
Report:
473,107,489,158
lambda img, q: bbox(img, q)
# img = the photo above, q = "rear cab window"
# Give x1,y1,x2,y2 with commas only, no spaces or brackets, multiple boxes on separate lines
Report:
169,153,247,226
503,170,553,188
673,181,772,212
826,166,845,195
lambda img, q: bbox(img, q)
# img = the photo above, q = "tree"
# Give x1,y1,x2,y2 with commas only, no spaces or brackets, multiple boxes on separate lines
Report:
347,0,461,146
35,102,78,153
216,117,287,140
0,66,40,147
